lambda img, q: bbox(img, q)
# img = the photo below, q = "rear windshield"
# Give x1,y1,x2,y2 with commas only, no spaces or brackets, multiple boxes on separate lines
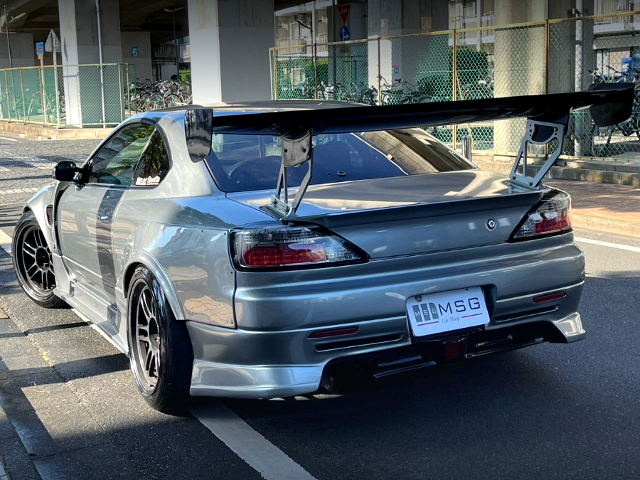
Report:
205,128,474,193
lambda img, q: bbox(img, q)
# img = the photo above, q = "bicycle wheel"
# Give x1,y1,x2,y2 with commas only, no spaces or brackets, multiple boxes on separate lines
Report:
164,94,179,108
148,94,164,111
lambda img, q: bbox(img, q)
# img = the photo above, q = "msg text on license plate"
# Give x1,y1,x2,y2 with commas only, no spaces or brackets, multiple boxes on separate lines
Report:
406,287,490,337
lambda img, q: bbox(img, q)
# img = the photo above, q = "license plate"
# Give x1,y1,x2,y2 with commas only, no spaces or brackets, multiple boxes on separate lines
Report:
406,287,490,337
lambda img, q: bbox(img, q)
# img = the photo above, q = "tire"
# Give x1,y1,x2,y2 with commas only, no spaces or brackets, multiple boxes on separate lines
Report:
12,210,66,308
127,266,193,413
164,94,179,108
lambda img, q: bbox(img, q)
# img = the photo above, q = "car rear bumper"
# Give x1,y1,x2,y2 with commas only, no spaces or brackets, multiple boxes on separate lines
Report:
187,235,586,398
187,309,585,399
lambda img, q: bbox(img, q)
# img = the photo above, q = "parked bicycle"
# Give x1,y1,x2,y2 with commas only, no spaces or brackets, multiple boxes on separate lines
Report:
128,79,192,112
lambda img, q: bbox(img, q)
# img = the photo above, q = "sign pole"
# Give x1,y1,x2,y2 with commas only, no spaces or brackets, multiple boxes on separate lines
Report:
35,42,45,123
45,30,61,126
39,54,45,124
53,42,59,126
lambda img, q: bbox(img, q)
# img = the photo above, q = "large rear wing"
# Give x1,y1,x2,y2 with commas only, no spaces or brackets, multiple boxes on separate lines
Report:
185,83,633,219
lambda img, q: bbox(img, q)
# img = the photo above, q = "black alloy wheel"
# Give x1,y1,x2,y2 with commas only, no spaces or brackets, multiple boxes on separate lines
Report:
12,210,66,308
127,265,193,413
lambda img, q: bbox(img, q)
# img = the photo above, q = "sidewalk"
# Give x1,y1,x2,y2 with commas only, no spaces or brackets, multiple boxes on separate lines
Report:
547,180,640,237
0,307,37,480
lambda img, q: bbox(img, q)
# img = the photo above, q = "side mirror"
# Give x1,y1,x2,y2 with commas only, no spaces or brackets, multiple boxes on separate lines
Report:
53,161,79,182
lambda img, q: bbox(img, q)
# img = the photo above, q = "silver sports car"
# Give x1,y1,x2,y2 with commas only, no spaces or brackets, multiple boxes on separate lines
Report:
12,85,632,412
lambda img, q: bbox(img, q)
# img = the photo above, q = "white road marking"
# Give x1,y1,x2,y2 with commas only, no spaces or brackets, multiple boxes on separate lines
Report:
0,228,316,480
575,237,640,254
191,401,317,480
0,187,38,195
0,229,11,255
0,166,8,171
0,136,18,142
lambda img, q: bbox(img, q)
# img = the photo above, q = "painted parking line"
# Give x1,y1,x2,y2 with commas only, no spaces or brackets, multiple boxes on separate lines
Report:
0,229,11,255
191,402,317,480
575,237,640,254
0,229,317,480
0,187,39,195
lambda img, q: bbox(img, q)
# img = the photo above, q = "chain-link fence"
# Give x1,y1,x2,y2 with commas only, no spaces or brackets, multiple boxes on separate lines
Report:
271,10,640,161
0,63,136,127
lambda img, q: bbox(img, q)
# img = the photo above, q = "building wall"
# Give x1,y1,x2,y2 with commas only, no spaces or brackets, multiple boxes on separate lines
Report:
189,0,274,104
69,0,122,64
218,0,273,101
0,33,35,68
121,31,152,82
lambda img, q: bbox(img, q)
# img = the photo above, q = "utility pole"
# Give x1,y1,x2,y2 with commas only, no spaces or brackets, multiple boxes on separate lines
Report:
96,0,106,126
164,7,184,78
3,5,12,67
574,0,584,156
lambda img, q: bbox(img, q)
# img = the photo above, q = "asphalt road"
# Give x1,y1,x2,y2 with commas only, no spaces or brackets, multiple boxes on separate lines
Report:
0,136,639,480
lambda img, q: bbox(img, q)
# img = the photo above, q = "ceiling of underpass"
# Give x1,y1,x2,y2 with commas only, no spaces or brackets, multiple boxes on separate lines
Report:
3,0,190,43
2,0,314,44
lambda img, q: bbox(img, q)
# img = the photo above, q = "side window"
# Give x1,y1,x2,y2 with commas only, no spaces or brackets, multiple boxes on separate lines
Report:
133,130,171,187
88,123,154,186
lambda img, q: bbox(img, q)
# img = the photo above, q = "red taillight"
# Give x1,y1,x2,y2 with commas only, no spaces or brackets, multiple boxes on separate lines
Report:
534,209,571,235
511,191,572,240
243,244,327,267
232,225,365,269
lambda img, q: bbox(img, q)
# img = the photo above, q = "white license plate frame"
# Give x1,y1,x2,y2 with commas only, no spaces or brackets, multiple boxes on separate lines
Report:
406,287,490,338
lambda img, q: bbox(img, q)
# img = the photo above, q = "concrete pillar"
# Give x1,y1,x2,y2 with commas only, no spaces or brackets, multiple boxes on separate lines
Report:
367,0,448,98
58,0,122,126
121,32,152,83
188,0,274,104
493,0,547,153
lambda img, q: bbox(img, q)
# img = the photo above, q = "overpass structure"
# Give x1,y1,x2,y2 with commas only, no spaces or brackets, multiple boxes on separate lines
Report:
0,0,452,114
0,0,589,129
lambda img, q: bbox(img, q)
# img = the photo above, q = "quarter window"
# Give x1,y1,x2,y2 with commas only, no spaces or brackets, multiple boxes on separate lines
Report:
88,124,154,186
133,130,171,187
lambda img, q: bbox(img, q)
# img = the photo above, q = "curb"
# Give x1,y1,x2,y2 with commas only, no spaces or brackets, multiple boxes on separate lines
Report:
474,158,640,186
0,121,113,141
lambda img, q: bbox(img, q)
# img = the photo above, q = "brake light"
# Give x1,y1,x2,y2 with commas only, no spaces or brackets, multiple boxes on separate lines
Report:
511,191,572,240
231,225,366,269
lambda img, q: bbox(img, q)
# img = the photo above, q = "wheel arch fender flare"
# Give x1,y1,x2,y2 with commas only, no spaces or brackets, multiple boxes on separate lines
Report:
123,251,186,321
23,184,56,249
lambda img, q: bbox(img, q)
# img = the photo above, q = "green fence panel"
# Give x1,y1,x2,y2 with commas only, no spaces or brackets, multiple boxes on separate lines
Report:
0,71,8,120
9,70,24,121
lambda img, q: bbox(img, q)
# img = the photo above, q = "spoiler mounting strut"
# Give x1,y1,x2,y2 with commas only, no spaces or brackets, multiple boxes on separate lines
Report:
263,131,314,219
509,117,567,189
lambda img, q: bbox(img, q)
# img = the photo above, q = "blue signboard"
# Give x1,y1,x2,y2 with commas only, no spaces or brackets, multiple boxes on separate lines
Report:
339,25,351,42
36,42,45,56
131,46,139,58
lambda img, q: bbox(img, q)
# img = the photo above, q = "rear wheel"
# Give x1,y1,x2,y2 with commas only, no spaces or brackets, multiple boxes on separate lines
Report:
12,210,66,308
127,266,193,413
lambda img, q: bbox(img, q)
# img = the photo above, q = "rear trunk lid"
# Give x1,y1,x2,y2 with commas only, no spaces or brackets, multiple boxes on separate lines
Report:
227,171,548,258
